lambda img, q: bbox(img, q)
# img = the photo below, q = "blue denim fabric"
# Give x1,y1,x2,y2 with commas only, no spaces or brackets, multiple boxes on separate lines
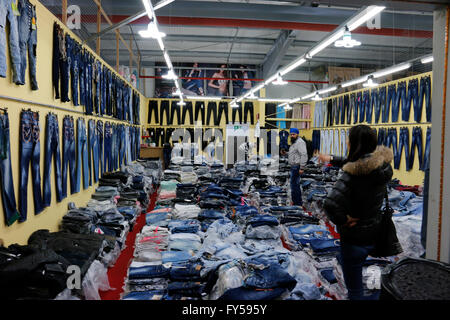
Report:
85,54,93,115
43,113,63,207
146,211,169,225
244,264,296,290
61,116,75,197
235,205,258,217
118,124,125,169
279,130,289,151
198,209,225,220
357,92,364,123
219,287,286,300
419,75,431,122
19,110,44,221
67,37,80,106
167,281,206,297
410,127,423,171
289,224,328,234
351,93,358,124
378,86,386,124
337,243,376,300
96,121,103,175
162,251,194,264
17,0,37,89
395,127,410,171
306,188,328,202
320,268,337,284
94,60,101,114
371,89,381,124
78,49,85,107
423,127,431,171
0,113,20,225
310,239,340,254
395,81,407,122
122,290,166,300
290,165,302,206
168,219,200,233
128,265,170,279
363,90,372,123
103,121,112,172
76,118,89,191
384,84,397,123
248,215,279,228
170,261,203,281
386,128,398,161
404,79,419,122
88,120,99,184
0,0,21,83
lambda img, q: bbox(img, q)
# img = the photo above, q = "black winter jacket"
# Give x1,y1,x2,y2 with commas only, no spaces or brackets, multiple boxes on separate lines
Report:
323,146,394,245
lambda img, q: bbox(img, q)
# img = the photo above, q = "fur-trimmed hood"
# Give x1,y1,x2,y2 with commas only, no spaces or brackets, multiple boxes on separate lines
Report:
343,146,394,176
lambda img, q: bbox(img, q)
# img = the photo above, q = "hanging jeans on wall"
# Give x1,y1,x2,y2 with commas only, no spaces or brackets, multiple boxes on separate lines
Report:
326,99,333,127
19,110,44,222
403,79,417,122
385,84,397,123
111,123,118,171
395,127,410,171
350,93,358,125
332,98,339,126
88,119,99,184
194,101,205,124
232,103,243,124
394,81,406,123
97,121,104,176
339,96,345,125
206,102,217,126
62,116,75,197
118,125,126,169
378,86,386,124
182,102,194,125
78,50,86,107
0,113,20,226
423,127,431,171
52,23,61,99
410,127,424,171
418,75,431,123
371,88,381,124
217,102,228,125
68,38,80,106
0,0,21,84
76,118,89,191
385,128,398,163
363,90,372,123
160,100,170,125
94,61,101,115
104,122,112,173
244,102,254,124
148,100,159,124
344,95,351,125
357,92,364,123
377,128,387,146
170,101,181,125
18,0,38,90
43,113,63,207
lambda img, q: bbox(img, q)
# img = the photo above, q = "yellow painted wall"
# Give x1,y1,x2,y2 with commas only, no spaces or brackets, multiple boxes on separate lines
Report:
310,72,432,186
0,0,145,246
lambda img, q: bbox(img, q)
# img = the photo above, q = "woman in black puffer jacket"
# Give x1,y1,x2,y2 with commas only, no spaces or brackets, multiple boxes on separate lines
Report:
319,125,394,300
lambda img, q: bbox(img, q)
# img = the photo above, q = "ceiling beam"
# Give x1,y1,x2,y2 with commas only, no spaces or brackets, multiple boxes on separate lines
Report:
262,29,299,78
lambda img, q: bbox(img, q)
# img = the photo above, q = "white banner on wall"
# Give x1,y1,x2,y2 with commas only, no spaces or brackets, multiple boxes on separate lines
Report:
226,124,249,137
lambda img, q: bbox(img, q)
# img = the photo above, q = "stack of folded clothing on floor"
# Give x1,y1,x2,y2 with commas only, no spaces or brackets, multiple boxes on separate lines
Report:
198,209,226,231
245,215,281,241
172,203,201,220
176,183,197,200
146,207,173,227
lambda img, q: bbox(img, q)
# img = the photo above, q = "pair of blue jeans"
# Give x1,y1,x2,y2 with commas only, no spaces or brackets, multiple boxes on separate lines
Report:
96,121,104,175
290,165,302,206
0,113,20,226
385,128,398,159
128,265,170,280
395,127,411,171
395,81,407,122
383,84,397,123
19,110,44,221
244,263,297,291
62,116,76,197
410,127,424,171
76,118,89,192
94,60,101,114
404,79,419,122
419,75,431,122
88,120,99,184
0,0,21,84
357,92,365,123
66,35,80,106
338,243,376,300
371,89,381,124
378,86,386,124
423,127,431,171
17,0,37,90
43,113,63,207
351,93,358,124
363,90,372,123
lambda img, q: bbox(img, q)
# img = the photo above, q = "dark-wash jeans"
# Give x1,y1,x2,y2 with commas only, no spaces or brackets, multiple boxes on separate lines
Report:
62,115,76,198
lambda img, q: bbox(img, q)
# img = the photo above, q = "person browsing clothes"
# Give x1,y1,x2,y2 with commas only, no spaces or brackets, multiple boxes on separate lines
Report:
288,128,308,206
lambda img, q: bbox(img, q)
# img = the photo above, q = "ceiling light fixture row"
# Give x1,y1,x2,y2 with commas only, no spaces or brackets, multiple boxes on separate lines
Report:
229,5,386,107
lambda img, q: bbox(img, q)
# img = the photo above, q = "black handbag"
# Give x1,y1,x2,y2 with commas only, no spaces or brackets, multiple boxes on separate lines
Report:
370,189,403,257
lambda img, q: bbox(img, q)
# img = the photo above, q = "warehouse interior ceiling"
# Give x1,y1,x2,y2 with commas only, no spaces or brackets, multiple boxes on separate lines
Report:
40,0,441,88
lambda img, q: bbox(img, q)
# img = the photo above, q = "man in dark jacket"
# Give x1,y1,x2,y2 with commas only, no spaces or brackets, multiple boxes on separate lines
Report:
320,125,394,300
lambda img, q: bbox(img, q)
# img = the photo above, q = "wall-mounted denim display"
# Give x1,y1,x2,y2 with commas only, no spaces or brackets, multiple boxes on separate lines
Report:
170,100,181,125
88,119,98,184
243,102,254,124
394,81,406,122
0,112,20,226
93,60,101,115
423,127,431,171
410,126,423,171
385,128,398,161
232,102,243,124
96,121,103,175
350,93,358,125
338,96,345,125
0,0,21,84
405,79,419,122
356,91,364,123
385,84,396,123
363,90,372,123
332,98,339,126
395,127,410,171
206,101,217,126
217,101,228,125
419,75,431,123
43,113,62,207
62,115,75,197
76,117,89,191
19,110,44,221
17,0,37,90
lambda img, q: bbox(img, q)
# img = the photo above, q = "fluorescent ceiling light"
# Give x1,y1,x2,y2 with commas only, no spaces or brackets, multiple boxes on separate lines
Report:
342,76,368,88
258,98,291,103
138,22,166,39
363,78,379,88
162,69,178,80
236,97,244,103
335,27,361,48
308,30,345,58
230,102,239,108
372,63,411,78
284,104,293,110
347,6,385,31
142,0,154,19
289,97,301,104
187,96,221,100
312,93,322,101
177,101,186,106
302,92,317,100
153,0,175,10
421,56,433,64
280,58,306,76
264,74,278,85
247,92,258,99
318,86,337,95
272,74,288,86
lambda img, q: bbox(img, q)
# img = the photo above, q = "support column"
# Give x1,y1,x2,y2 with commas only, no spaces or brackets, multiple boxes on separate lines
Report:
427,5,450,263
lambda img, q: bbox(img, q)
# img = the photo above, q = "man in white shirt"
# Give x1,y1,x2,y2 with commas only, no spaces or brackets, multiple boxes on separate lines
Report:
288,128,308,205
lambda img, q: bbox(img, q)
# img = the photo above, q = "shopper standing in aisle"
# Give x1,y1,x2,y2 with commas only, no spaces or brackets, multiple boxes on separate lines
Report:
319,125,394,300
288,128,308,206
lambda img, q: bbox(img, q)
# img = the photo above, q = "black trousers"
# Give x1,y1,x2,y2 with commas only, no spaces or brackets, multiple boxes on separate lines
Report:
206,102,217,126
232,102,243,124
244,102,254,124
182,102,194,125
148,100,159,124
170,101,181,125
217,102,229,125
160,100,170,125
194,101,205,124
155,128,165,146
